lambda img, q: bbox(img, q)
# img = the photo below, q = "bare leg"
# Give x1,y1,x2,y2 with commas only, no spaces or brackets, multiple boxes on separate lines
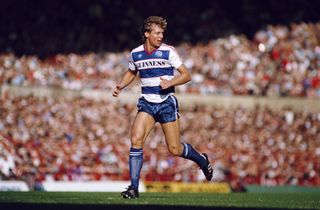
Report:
128,112,155,190
161,119,184,156
161,119,213,181
131,112,155,148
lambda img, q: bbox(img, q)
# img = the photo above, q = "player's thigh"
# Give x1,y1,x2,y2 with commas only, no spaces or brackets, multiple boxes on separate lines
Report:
131,111,155,145
161,119,182,154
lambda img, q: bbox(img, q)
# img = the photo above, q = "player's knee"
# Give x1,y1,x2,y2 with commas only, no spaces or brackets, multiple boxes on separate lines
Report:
168,145,181,156
131,134,143,148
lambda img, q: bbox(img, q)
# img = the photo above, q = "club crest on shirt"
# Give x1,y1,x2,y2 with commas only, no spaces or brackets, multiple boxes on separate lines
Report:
155,51,162,57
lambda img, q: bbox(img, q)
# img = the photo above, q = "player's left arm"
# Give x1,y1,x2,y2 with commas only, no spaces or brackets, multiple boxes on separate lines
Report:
160,64,191,89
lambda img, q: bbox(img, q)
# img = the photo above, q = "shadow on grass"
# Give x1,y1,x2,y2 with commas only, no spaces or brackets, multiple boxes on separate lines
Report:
0,203,307,210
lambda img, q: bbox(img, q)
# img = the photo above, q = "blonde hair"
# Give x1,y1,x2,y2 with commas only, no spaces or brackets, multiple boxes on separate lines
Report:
141,16,167,42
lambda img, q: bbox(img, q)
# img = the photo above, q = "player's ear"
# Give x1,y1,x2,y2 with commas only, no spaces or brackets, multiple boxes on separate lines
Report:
144,31,149,39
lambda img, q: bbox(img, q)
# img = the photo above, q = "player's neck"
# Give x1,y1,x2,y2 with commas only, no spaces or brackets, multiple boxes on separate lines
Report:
144,42,159,55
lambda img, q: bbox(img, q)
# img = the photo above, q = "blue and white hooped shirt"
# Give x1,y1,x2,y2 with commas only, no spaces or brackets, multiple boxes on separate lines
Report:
128,43,183,103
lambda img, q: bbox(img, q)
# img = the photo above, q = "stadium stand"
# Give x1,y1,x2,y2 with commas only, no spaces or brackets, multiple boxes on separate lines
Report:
0,94,319,191
1,22,319,98
0,0,319,193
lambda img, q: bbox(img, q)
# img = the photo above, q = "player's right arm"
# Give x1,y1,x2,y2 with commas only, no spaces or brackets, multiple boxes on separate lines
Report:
112,69,137,97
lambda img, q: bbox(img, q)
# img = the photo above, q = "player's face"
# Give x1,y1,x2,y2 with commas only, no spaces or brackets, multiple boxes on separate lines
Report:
145,24,164,48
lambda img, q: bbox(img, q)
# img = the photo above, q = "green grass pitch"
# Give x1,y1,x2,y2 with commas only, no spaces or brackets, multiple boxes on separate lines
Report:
0,192,320,209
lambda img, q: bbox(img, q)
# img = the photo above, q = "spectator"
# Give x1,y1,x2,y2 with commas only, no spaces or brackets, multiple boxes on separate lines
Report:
1,95,319,190
1,22,319,98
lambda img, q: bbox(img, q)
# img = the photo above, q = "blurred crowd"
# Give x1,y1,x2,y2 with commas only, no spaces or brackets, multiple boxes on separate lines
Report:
1,22,320,98
1,95,319,191
1,21,320,192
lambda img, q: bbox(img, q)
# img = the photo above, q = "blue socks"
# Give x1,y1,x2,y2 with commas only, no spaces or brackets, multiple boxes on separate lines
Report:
129,147,143,190
181,143,206,168
129,144,205,190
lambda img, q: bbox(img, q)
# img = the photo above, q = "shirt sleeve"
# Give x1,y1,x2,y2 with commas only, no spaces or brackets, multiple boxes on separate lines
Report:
128,53,136,71
168,47,183,69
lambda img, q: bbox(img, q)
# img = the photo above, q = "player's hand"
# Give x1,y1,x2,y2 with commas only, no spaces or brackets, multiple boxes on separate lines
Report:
160,77,172,89
112,84,122,97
